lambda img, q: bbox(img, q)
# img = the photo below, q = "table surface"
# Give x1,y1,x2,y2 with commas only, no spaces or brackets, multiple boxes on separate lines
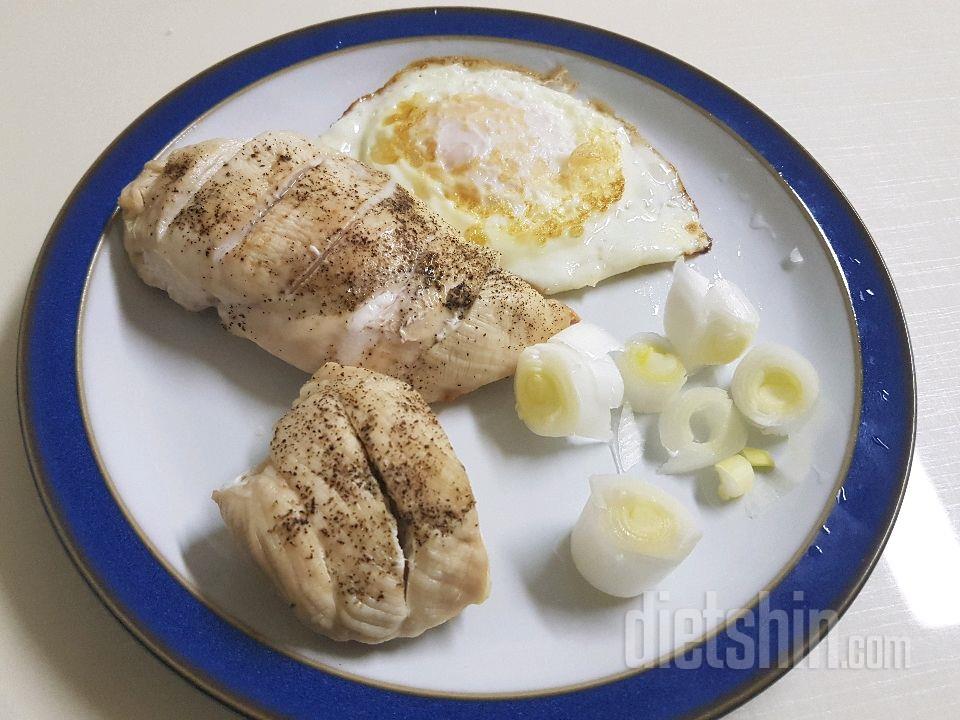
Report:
3,1,958,717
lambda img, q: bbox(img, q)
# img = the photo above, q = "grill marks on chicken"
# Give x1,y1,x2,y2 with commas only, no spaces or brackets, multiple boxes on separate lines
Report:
120,132,577,401
213,363,490,643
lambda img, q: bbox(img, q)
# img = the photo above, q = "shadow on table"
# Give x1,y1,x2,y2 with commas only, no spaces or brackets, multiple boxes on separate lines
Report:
2,278,239,719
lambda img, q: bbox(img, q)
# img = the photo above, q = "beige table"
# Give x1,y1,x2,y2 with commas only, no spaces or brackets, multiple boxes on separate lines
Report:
2,1,958,717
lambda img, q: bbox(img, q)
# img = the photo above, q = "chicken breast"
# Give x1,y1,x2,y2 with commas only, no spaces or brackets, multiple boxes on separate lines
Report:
119,132,577,401
213,363,490,643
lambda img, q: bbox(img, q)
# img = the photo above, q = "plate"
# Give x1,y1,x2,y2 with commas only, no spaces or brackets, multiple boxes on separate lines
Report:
18,8,914,719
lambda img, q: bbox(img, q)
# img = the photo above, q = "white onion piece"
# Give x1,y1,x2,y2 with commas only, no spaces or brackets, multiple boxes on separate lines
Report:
550,322,621,358
614,332,687,413
741,446,775,469
612,402,644,472
658,386,748,474
514,323,624,440
551,323,624,410
571,474,702,597
731,342,819,434
715,455,755,500
664,261,759,369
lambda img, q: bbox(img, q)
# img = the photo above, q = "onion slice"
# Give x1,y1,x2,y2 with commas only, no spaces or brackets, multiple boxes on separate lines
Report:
614,332,687,413
571,474,702,597
658,386,748,474
514,323,624,440
612,402,644,472
715,455,755,500
730,342,819,434
741,446,775,469
550,324,624,412
664,261,759,369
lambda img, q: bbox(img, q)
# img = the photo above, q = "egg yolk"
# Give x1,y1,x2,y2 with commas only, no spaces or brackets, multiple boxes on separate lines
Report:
369,93,625,245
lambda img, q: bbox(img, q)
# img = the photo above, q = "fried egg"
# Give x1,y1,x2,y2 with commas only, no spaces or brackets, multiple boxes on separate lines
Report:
322,58,710,294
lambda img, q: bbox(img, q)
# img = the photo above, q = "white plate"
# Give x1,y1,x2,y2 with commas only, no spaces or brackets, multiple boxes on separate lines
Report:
80,36,855,695
21,10,913,720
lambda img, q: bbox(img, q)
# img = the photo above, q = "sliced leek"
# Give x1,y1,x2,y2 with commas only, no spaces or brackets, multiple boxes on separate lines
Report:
571,474,702,597
664,261,759,370
715,455,755,500
515,323,624,440
515,343,582,437
614,332,687,413
731,343,819,434
612,402,644,472
741,447,775,470
550,322,621,359
658,386,748,474
549,324,624,412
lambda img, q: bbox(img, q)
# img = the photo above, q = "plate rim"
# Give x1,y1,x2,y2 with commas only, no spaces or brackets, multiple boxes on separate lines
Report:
17,7,916,720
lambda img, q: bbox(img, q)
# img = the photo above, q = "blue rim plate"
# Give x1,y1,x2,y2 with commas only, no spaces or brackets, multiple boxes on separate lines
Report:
18,8,914,719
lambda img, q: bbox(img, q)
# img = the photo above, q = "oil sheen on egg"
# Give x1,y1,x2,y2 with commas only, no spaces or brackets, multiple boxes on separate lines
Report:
322,58,711,294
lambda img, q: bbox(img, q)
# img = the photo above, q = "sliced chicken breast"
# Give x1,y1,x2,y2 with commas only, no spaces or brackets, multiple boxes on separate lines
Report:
119,132,577,401
213,363,490,643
